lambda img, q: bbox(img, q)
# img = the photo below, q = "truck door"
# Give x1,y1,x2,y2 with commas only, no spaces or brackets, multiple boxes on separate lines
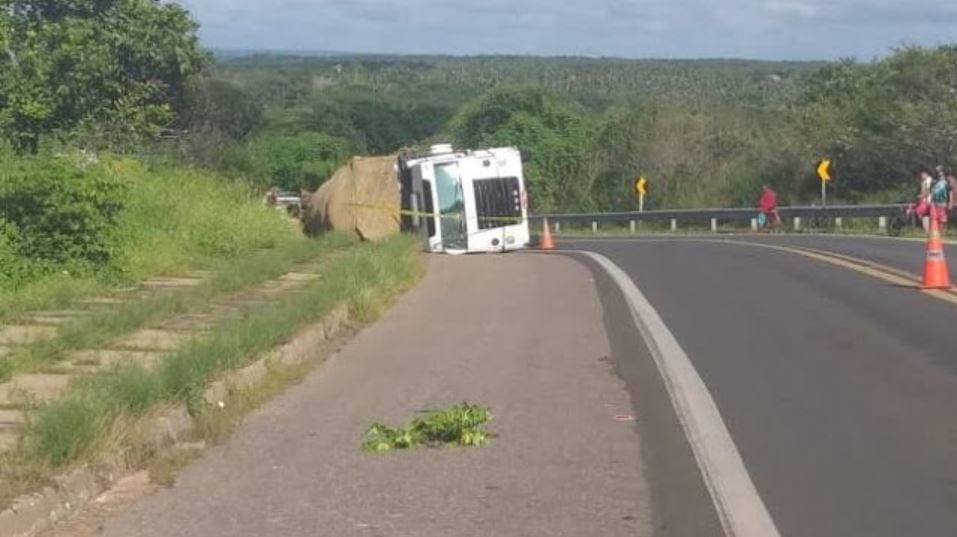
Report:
433,161,468,253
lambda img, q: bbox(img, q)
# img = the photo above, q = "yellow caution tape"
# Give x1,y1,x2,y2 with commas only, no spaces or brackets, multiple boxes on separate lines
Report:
340,202,525,224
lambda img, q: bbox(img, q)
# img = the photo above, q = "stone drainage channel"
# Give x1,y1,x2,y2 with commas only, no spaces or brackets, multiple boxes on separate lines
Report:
0,268,325,453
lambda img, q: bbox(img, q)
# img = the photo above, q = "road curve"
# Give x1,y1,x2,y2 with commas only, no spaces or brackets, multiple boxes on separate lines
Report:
567,237,957,537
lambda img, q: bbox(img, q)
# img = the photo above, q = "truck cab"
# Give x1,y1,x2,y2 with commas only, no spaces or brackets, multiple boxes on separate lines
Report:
398,145,530,254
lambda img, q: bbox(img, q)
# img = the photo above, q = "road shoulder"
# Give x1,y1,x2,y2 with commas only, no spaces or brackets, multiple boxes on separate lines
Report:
87,253,653,537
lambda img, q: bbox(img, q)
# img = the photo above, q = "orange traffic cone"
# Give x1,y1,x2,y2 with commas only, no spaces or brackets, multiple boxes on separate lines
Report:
539,218,555,251
922,218,952,290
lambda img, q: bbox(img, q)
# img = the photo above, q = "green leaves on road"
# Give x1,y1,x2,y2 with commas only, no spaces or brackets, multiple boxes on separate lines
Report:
362,403,493,453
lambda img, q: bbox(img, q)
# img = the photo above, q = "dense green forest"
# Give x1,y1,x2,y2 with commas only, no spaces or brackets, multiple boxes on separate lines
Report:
1,1,956,290
190,50,957,212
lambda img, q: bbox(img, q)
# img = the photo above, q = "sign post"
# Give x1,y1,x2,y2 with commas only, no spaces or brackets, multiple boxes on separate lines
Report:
817,159,831,207
635,176,648,213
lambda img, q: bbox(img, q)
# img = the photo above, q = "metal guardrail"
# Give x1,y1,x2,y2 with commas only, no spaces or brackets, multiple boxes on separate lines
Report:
530,204,906,228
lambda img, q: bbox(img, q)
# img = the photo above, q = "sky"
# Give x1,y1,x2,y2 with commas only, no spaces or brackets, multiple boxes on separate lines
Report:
177,0,957,61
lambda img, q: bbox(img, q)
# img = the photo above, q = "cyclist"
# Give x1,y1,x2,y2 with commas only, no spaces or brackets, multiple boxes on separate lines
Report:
757,185,781,231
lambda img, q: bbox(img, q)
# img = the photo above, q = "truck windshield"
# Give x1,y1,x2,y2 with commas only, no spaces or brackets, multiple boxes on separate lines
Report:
434,163,467,251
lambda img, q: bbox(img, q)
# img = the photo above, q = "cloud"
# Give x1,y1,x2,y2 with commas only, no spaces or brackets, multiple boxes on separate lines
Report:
766,0,818,18
175,0,957,60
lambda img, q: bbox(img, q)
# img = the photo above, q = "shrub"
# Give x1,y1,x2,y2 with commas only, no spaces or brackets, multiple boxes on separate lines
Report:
107,160,298,279
0,154,127,280
229,132,352,191
0,219,32,290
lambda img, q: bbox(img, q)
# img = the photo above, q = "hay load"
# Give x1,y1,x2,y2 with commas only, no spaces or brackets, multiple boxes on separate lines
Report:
301,155,400,241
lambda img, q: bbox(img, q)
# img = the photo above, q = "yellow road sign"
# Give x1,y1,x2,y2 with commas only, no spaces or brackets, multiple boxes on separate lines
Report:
817,159,832,182
635,177,648,196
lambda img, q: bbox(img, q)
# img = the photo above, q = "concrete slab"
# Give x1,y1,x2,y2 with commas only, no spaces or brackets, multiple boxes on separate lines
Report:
207,305,239,317
258,281,307,297
0,325,58,345
23,315,81,326
222,299,273,310
67,349,165,371
0,409,24,426
279,272,321,282
114,329,195,351
0,374,72,405
0,345,11,358
33,310,92,318
0,431,17,451
157,314,218,332
78,298,126,306
142,278,204,289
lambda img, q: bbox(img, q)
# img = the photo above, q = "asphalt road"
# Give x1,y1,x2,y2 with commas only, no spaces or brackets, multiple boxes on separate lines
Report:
568,237,957,537
50,234,957,537
94,254,656,537
729,234,957,280
568,233,957,281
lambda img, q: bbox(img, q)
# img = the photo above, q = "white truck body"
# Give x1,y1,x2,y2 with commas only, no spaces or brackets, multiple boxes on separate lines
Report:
399,145,530,254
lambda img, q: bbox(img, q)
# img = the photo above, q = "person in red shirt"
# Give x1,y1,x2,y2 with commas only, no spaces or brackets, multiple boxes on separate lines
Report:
757,185,781,230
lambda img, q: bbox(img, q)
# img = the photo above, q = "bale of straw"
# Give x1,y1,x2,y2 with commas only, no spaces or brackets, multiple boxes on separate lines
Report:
302,156,400,241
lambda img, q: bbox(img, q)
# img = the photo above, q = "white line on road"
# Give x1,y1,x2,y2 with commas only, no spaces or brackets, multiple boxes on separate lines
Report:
574,251,781,537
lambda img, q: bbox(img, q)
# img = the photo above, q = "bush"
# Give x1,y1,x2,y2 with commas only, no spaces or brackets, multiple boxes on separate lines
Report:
0,219,32,290
0,154,127,280
228,132,352,191
0,151,305,299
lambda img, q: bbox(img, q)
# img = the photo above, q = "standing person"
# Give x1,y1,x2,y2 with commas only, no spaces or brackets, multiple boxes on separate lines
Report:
947,170,957,226
757,185,781,231
914,169,936,230
928,169,950,225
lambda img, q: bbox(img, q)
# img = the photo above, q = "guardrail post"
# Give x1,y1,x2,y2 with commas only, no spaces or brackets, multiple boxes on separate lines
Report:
835,217,843,231
670,219,677,233
922,216,930,231
793,217,802,232
751,218,758,232
878,216,887,233
592,221,598,233
629,220,636,233
710,218,718,233
554,221,560,234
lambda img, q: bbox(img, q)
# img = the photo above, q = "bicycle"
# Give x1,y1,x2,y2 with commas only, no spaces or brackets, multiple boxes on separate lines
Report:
888,202,922,237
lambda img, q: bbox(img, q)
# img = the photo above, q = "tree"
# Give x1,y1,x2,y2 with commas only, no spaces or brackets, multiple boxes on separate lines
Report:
0,0,208,152
451,88,591,211
230,132,354,191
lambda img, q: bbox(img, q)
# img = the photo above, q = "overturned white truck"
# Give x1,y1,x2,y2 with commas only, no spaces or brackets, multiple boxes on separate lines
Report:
398,145,530,254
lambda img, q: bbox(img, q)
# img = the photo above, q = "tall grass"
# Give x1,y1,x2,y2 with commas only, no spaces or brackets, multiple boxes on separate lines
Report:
0,154,309,322
107,159,299,280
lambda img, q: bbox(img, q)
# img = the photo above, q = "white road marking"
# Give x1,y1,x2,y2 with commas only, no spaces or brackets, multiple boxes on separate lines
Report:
574,251,781,537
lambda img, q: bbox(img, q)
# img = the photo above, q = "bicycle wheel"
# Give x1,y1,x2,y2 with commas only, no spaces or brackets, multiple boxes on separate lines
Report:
887,216,904,237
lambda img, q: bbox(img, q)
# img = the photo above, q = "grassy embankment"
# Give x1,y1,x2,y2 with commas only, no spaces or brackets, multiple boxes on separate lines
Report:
0,152,423,504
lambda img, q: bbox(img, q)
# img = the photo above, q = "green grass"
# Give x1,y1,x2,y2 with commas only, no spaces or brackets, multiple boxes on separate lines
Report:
0,277,108,325
1,235,420,490
0,155,310,324
0,233,356,383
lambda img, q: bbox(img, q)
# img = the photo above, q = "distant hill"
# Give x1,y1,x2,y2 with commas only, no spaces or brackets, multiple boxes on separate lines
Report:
211,48,360,60
211,53,827,109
